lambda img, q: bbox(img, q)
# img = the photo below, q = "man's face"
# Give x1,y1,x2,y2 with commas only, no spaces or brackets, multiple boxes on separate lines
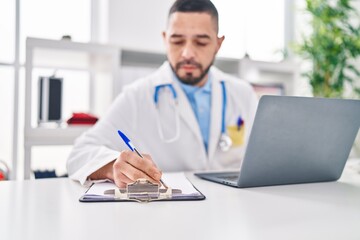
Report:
163,12,224,87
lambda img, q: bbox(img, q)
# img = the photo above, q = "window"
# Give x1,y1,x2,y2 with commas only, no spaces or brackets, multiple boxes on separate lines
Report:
0,0,15,63
0,67,14,167
20,0,91,63
213,0,285,61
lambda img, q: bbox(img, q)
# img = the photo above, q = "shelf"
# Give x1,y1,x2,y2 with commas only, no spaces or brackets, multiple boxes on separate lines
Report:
26,38,118,74
23,37,121,179
25,125,91,146
0,62,13,67
240,58,298,74
27,37,118,54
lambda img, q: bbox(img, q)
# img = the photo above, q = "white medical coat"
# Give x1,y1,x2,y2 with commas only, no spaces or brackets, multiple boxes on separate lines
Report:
67,62,258,185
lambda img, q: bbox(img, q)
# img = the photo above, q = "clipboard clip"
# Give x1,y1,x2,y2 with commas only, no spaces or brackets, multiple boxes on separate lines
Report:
108,179,180,203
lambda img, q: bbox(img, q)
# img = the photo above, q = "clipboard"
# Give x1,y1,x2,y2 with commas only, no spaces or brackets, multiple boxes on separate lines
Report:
79,172,205,203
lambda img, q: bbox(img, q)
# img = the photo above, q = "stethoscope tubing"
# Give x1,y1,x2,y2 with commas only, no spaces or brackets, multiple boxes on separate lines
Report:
154,84,180,143
220,81,227,135
154,80,231,150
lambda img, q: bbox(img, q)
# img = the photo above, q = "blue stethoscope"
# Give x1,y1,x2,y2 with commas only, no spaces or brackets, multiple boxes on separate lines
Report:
153,81,232,151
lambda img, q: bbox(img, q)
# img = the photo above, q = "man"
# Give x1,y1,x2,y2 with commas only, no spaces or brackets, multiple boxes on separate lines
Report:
67,0,258,187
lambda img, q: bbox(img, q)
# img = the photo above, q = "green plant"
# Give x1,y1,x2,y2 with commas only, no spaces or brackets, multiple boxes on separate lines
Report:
296,0,360,98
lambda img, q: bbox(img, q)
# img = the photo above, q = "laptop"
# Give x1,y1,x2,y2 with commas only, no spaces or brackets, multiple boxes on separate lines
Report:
195,96,360,188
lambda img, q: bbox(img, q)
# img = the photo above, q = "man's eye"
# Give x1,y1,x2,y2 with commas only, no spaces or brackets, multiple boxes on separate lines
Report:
171,41,184,45
196,42,208,46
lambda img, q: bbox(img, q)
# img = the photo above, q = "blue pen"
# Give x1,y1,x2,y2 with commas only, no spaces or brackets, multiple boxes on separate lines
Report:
117,130,167,188
237,116,244,131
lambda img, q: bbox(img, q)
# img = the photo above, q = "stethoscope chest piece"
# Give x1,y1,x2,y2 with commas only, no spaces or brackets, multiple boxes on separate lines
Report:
219,133,232,152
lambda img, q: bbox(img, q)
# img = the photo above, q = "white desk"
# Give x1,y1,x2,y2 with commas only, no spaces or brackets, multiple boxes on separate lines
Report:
1,160,360,240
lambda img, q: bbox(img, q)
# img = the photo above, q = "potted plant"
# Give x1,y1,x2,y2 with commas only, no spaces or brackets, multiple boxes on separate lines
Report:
296,0,360,98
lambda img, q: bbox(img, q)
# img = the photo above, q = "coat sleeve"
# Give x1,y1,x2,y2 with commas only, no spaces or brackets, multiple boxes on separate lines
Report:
66,85,138,185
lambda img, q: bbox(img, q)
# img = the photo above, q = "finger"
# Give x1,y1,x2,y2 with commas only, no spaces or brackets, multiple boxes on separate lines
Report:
115,152,161,183
142,154,157,167
113,152,135,187
142,153,153,161
121,161,161,184
142,154,163,179
113,171,133,188
125,152,162,181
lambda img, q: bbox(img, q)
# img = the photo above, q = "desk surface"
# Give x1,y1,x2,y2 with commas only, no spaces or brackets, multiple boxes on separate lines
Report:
1,160,360,240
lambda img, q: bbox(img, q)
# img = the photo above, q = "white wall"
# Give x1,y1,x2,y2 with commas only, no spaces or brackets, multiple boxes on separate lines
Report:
107,0,287,61
108,0,172,53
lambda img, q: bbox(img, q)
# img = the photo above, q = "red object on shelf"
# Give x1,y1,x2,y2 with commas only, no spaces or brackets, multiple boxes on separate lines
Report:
0,171,5,181
67,112,98,125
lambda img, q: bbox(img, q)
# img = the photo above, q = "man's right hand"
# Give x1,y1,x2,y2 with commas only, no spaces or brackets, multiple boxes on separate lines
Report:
88,150,162,188
112,150,162,188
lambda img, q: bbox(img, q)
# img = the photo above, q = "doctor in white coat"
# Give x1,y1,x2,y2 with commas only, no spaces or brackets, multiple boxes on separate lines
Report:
67,0,258,187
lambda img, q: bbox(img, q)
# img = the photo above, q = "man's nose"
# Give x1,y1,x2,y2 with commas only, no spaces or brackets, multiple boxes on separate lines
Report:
181,43,196,60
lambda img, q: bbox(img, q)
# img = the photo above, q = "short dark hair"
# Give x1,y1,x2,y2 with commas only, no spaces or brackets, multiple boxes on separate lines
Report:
168,0,219,33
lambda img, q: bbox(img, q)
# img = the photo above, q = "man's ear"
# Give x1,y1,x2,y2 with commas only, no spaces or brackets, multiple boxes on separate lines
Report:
216,35,225,53
162,31,167,43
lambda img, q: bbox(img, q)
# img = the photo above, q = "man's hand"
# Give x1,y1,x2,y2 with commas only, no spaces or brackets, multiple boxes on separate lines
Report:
88,150,162,188
113,150,162,188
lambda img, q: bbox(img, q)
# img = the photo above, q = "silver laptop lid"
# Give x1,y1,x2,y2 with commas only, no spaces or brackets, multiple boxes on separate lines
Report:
238,96,360,187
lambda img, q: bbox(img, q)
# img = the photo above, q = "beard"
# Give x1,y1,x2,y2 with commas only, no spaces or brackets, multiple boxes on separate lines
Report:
170,59,213,86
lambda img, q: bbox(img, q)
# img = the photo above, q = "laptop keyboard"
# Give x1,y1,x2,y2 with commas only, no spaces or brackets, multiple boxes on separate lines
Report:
218,175,239,182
